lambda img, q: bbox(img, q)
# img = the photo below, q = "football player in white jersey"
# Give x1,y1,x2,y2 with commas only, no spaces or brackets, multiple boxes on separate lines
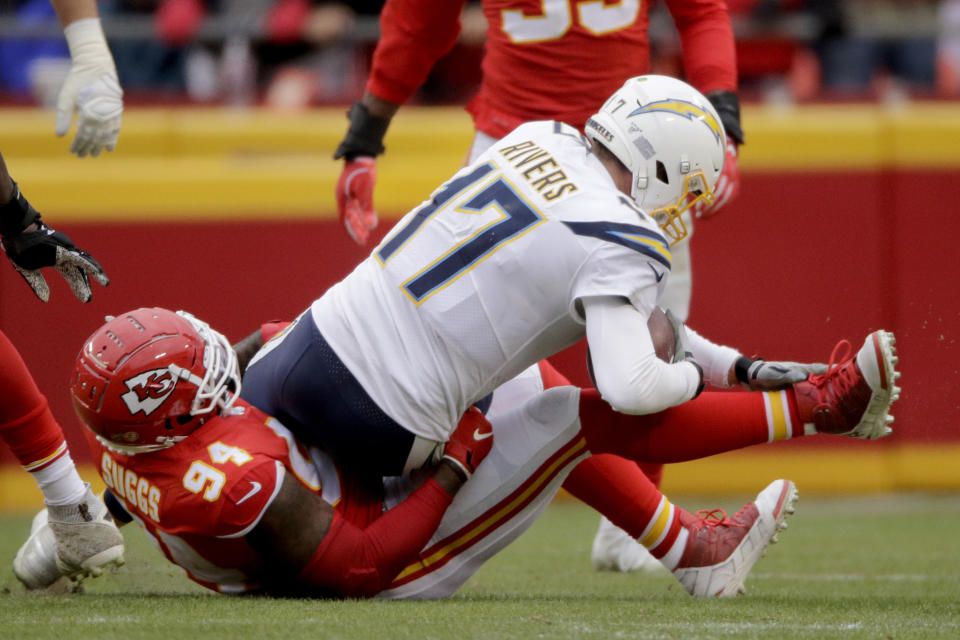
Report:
242,76,899,484
244,76,717,475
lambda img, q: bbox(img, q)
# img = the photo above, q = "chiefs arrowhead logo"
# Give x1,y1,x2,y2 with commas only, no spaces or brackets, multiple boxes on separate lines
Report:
121,368,178,416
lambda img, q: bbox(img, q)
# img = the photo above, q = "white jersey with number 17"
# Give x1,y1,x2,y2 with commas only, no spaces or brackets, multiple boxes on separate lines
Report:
312,121,671,442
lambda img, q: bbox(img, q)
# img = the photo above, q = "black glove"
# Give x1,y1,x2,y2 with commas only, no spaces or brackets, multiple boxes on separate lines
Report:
706,90,744,145
2,223,109,303
333,102,391,160
734,356,828,391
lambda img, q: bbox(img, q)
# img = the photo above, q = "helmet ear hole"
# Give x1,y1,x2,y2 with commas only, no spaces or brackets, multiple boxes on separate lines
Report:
163,416,193,431
655,161,669,185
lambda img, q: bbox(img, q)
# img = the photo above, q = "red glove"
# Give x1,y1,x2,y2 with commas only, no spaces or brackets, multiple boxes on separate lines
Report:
155,0,206,47
335,156,378,245
441,406,494,481
693,136,740,220
265,0,310,44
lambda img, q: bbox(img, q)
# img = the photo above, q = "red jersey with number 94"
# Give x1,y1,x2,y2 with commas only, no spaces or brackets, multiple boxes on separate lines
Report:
84,399,343,593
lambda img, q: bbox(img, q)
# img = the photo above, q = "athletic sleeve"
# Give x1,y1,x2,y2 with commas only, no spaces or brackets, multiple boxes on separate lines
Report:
584,296,701,414
215,460,286,539
366,0,468,104
685,325,742,388
665,0,738,95
297,478,454,598
261,321,292,343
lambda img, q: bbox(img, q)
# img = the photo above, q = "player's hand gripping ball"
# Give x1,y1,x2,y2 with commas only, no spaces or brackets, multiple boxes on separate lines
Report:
586,306,677,387
646,306,676,362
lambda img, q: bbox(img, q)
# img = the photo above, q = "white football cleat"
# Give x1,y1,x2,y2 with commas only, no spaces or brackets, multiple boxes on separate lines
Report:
591,516,665,573
672,479,798,597
47,485,125,581
15,486,126,590
13,509,64,590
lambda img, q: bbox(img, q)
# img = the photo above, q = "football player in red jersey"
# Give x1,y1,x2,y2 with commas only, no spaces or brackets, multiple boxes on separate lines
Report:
5,1,122,586
15,307,900,597
0,150,122,588
333,0,744,570
334,0,743,247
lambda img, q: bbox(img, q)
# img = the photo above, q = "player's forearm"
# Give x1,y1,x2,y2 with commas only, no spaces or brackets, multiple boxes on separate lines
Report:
585,298,700,414
666,0,737,95
50,0,101,28
365,0,465,105
297,476,458,597
0,155,41,235
0,152,13,203
684,326,741,387
231,329,263,376
360,92,401,122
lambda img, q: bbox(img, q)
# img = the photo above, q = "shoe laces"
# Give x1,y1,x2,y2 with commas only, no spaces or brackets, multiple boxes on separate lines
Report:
807,339,855,396
694,508,736,528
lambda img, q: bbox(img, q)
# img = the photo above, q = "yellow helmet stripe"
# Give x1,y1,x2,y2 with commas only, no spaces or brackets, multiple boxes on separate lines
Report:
628,99,724,144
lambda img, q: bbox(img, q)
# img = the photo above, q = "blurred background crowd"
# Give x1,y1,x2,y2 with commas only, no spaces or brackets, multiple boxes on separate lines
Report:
0,0,956,110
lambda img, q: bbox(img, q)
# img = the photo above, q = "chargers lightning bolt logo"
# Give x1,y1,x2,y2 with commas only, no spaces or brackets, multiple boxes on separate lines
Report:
628,99,724,143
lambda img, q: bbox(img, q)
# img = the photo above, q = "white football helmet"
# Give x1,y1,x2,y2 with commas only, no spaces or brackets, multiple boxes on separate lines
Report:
585,75,726,245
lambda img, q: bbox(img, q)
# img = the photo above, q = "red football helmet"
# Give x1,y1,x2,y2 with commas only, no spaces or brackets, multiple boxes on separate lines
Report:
70,307,241,454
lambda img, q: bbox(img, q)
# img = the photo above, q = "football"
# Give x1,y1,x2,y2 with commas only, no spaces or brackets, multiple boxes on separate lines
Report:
586,307,676,386
648,306,676,362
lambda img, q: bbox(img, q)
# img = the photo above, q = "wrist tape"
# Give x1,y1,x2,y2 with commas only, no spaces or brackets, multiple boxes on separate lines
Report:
333,102,391,160
734,356,755,385
63,18,114,67
0,181,40,236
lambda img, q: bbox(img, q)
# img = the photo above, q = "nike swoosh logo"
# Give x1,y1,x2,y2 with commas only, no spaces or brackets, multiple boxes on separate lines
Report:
648,262,665,282
473,428,493,441
236,481,262,505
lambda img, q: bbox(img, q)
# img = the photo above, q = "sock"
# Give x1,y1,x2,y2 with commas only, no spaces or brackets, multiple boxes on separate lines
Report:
577,388,804,463
638,461,663,487
564,456,689,567
33,454,88,506
537,359,573,389
0,329,87,505
563,455,664,538
566,387,803,569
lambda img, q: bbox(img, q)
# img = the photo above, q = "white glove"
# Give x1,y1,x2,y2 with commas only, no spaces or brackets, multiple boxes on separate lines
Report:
56,19,124,158
735,356,828,391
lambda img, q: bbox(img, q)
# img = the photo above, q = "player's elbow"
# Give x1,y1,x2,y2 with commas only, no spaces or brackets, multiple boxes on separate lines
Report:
593,359,671,416
598,387,665,415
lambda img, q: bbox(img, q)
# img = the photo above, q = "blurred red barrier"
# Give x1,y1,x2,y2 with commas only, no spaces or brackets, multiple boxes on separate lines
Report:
1,168,956,466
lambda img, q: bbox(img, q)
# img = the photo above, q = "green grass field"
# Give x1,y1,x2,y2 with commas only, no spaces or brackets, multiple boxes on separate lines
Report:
1,492,958,639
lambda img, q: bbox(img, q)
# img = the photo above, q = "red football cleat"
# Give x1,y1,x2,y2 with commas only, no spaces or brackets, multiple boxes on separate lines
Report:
672,479,798,597
794,330,901,439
